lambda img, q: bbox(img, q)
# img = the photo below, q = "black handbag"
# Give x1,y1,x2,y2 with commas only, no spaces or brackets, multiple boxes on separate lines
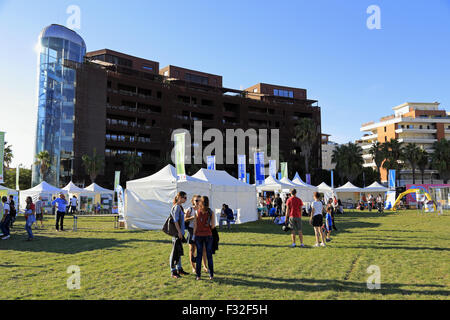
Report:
162,214,178,237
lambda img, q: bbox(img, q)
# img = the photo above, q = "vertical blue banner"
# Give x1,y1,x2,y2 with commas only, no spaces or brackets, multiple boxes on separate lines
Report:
389,170,396,189
246,173,250,184
269,160,277,178
278,172,282,180
306,174,311,185
207,156,216,170
238,155,246,181
331,170,334,188
254,152,265,185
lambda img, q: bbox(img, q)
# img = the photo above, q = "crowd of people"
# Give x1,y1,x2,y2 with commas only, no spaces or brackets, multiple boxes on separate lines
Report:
356,193,384,213
261,190,343,248
0,192,83,241
169,192,225,281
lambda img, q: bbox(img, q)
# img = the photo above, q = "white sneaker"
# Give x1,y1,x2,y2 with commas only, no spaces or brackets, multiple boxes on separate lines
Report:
0,233,3,237
2,235,10,240
320,242,326,247
314,243,320,247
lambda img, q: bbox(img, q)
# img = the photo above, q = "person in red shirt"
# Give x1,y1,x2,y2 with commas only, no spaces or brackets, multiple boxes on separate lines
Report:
285,189,304,248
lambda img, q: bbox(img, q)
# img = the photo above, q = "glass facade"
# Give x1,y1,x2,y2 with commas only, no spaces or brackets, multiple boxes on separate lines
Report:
32,25,86,187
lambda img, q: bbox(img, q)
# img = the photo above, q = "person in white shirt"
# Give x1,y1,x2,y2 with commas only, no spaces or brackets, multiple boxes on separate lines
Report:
0,196,11,240
310,192,326,247
70,196,78,214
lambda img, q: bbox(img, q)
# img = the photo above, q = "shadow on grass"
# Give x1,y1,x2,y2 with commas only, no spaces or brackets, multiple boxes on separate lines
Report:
0,236,163,254
215,273,450,297
336,245,449,252
229,219,381,236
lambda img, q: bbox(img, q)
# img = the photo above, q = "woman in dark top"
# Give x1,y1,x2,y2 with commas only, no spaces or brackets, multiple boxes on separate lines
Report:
169,191,188,279
193,196,216,280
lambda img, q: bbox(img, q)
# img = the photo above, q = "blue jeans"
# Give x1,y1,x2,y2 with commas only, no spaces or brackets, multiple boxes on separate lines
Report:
195,235,214,278
1,215,11,236
219,218,231,229
25,218,34,239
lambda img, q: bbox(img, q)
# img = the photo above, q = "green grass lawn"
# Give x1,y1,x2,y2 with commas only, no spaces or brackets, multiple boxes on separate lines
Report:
0,209,449,300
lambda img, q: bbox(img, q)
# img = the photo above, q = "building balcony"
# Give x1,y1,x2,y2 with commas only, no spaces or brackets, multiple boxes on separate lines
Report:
360,133,378,141
397,138,437,144
361,144,373,150
363,162,376,168
395,128,437,134
362,154,373,160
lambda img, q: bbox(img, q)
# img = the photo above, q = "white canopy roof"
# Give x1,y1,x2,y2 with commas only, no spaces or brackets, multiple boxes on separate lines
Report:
0,185,18,195
63,181,95,195
192,169,251,188
335,182,364,193
84,183,114,195
256,175,293,192
21,181,66,194
363,181,388,192
317,182,333,191
292,174,318,191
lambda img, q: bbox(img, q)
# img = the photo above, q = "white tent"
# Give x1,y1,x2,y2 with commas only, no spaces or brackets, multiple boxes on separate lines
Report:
292,173,318,202
317,182,335,202
335,182,363,203
0,185,18,196
278,177,314,203
125,165,211,230
192,169,258,224
84,183,114,195
19,181,67,210
362,182,388,193
256,175,293,192
62,182,96,211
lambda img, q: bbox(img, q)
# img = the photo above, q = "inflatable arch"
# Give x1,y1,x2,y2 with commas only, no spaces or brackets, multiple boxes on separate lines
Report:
392,189,436,211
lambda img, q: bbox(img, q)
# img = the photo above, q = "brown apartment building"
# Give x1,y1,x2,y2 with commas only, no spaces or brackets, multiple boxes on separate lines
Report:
69,49,321,188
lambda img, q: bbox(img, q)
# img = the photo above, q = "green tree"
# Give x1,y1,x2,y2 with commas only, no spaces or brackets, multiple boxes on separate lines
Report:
82,148,104,183
369,141,384,182
417,149,429,184
294,118,319,174
3,142,13,168
34,150,51,181
3,167,32,190
331,142,364,184
402,143,421,184
431,138,450,183
381,139,404,185
122,153,143,180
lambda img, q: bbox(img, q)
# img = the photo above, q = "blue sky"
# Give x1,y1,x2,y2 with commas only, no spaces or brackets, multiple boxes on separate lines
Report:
0,0,449,168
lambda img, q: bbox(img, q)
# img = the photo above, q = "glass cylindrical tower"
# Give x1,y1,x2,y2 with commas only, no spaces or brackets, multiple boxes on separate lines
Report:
32,24,86,187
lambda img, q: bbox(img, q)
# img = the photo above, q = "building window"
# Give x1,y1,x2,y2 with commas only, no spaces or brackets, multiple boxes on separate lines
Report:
384,136,387,142
185,73,208,85
273,89,293,98
384,127,387,132
164,70,169,76
253,88,258,93
142,65,153,71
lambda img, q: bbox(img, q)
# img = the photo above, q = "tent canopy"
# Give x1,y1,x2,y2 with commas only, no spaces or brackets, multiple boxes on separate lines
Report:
292,173,318,191
21,181,66,194
84,183,114,194
317,182,333,191
335,182,364,193
256,175,293,192
193,169,250,187
363,182,388,193
0,185,18,195
63,181,95,195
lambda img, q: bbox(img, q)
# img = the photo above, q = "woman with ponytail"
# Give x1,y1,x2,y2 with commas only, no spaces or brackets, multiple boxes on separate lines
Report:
193,196,216,280
169,191,188,279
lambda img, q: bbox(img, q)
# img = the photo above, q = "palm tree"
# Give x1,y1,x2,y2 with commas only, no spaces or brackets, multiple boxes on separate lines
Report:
82,148,104,183
402,143,421,184
331,142,364,184
431,138,450,183
294,118,319,174
122,153,143,180
417,149,429,184
381,138,404,185
3,142,13,168
34,150,51,181
369,141,384,182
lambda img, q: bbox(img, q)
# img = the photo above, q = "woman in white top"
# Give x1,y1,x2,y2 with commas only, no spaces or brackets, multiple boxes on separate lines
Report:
185,195,208,274
310,192,326,247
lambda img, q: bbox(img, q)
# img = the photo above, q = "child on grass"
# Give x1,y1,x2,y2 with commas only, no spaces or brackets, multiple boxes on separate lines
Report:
323,206,333,242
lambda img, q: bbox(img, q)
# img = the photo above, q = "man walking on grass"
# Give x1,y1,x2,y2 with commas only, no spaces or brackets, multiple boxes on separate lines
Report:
285,189,304,248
